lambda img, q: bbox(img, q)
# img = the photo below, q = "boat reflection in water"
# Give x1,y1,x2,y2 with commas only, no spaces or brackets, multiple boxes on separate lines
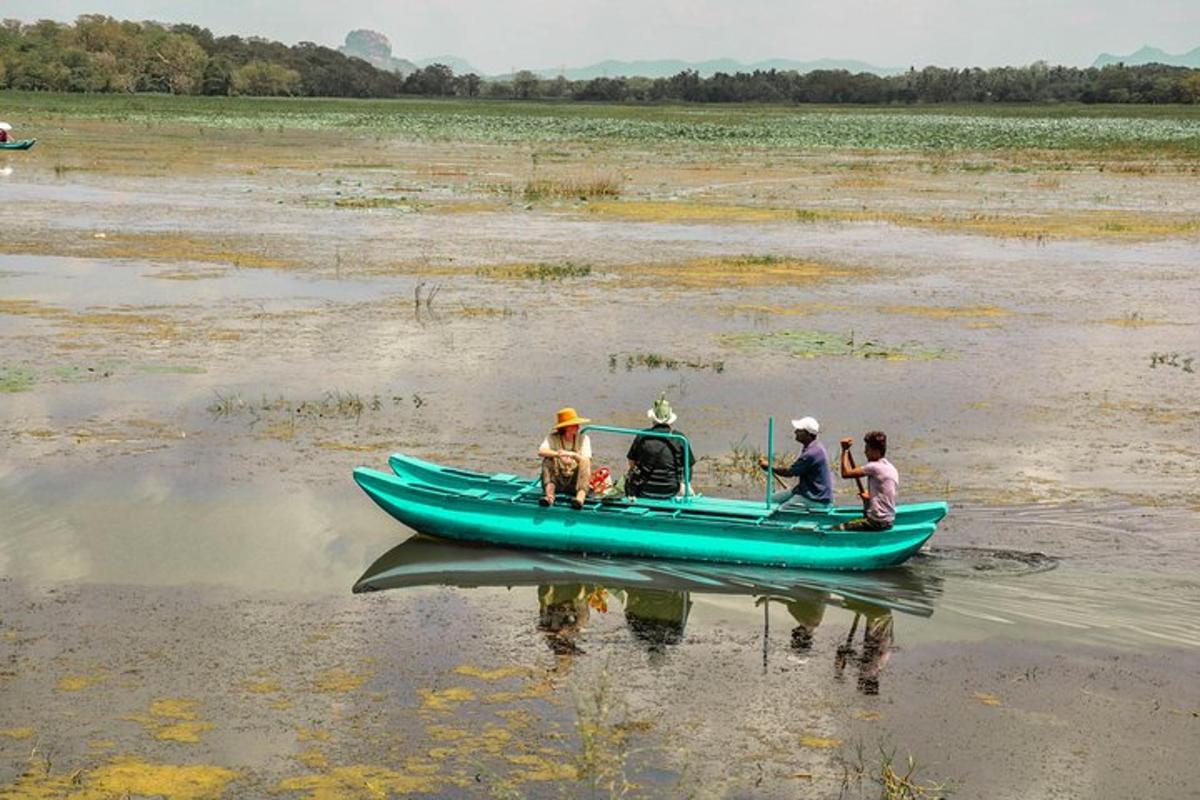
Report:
355,536,940,694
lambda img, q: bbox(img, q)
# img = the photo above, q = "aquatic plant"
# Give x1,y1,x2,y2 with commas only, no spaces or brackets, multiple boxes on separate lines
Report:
0,365,35,393
1150,352,1195,373
608,352,725,373
718,329,948,360
838,742,947,800
476,263,592,281
523,175,622,201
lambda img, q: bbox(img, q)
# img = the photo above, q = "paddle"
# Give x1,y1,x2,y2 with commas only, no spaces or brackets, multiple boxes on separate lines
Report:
841,439,869,513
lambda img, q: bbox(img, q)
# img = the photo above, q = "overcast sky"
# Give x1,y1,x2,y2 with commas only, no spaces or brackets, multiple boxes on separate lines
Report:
8,0,1200,73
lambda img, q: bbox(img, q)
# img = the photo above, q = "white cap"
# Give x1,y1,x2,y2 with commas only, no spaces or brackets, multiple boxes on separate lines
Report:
0,123,11,131
791,417,819,434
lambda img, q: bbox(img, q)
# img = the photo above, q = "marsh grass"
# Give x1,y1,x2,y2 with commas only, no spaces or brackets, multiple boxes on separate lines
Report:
707,437,792,486
524,175,623,201
333,196,421,211
719,329,948,360
609,352,725,373
839,742,947,800
476,262,592,281
207,390,374,422
1150,352,1195,373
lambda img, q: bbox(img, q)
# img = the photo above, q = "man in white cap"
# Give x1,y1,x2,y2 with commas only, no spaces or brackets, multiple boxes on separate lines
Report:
759,416,833,510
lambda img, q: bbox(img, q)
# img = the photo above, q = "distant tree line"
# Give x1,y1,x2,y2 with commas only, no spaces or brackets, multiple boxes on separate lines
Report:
3,16,1200,104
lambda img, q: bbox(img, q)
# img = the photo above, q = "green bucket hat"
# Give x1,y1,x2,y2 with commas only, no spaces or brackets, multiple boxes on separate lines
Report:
647,393,677,426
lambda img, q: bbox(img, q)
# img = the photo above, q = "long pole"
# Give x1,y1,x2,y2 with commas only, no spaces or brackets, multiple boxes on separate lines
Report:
765,417,774,508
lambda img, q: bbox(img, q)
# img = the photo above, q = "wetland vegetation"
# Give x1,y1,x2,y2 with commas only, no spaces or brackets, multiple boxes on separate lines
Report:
1,90,1198,798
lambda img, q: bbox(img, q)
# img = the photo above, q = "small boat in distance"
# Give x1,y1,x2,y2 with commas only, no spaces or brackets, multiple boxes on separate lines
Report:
0,139,36,150
354,425,948,571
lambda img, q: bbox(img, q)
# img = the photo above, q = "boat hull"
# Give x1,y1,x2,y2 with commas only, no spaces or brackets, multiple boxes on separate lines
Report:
0,139,36,150
354,459,948,571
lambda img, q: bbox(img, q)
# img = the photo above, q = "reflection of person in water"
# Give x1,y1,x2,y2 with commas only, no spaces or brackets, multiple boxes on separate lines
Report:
756,589,828,654
834,600,895,695
623,588,691,661
537,583,593,655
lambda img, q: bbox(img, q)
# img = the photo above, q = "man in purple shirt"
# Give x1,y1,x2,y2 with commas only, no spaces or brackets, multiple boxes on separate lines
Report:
759,416,833,510
837,431,899,531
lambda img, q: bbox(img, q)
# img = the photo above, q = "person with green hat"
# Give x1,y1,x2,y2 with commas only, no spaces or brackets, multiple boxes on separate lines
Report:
624,394,695,499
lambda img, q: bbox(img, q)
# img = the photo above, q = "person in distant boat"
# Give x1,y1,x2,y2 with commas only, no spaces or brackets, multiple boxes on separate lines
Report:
0,125,9,143
836,431,899,531
625,394,695,499
759,416,833,510
537,407,592,509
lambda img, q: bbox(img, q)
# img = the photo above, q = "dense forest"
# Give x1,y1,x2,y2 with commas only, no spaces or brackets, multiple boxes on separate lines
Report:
3,16,1200,104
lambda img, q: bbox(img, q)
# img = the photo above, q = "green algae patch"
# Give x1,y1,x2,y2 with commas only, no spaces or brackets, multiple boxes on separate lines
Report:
312,668,371,694
0,756,239,800
275,765,440,800
0,366,34,393
719,329,948,360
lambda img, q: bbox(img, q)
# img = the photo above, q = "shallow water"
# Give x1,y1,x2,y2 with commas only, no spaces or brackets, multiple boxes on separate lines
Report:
2,120,1199,798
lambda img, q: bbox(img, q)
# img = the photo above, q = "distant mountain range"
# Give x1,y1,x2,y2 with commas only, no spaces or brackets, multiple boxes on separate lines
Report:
1093,45,1200,69
510,57,903,80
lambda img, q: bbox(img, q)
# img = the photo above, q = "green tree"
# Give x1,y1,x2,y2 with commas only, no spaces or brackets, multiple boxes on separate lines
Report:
231,60,300,96
512,69,539,99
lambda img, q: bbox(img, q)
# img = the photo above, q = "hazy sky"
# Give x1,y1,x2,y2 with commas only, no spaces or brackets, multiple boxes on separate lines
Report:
8,0,1200,73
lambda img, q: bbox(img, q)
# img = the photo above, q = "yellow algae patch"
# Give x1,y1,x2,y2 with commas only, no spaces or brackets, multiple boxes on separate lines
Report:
269,698,294,711
879,304,1010,321
123,698,213,744
453,665,527,682
295,748,329,770
149,699,201,720
0,298,178,339
853,710,882,721
2,756,240,800
241,677,282,694
276,765,440,800
97,232,298,271
88,740,116,751
584,199,794,224
155,722,214,744
296,727,331,743
506,753,578,782
974,692,1003,707
89,757,238,800
628,255,855,289
799,735,842,749
0,727,34,740
420,687,475,712
314,440,389,453
427,725,470,742
312,668,371,694
57,674,104,692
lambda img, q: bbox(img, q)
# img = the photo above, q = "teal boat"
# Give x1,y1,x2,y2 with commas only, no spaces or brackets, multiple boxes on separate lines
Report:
354,424,948,571
0,139,36,150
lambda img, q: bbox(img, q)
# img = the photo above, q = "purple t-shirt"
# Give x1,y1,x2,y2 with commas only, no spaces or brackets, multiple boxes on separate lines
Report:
862,458,899,524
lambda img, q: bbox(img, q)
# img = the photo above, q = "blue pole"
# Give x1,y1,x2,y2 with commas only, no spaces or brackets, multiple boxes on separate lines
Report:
765,416,774,509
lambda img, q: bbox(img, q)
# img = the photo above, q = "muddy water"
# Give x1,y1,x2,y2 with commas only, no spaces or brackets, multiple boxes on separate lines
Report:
2,122,1200,798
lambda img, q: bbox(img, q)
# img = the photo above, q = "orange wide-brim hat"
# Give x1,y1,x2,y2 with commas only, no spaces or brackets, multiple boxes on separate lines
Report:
553,407,590,429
